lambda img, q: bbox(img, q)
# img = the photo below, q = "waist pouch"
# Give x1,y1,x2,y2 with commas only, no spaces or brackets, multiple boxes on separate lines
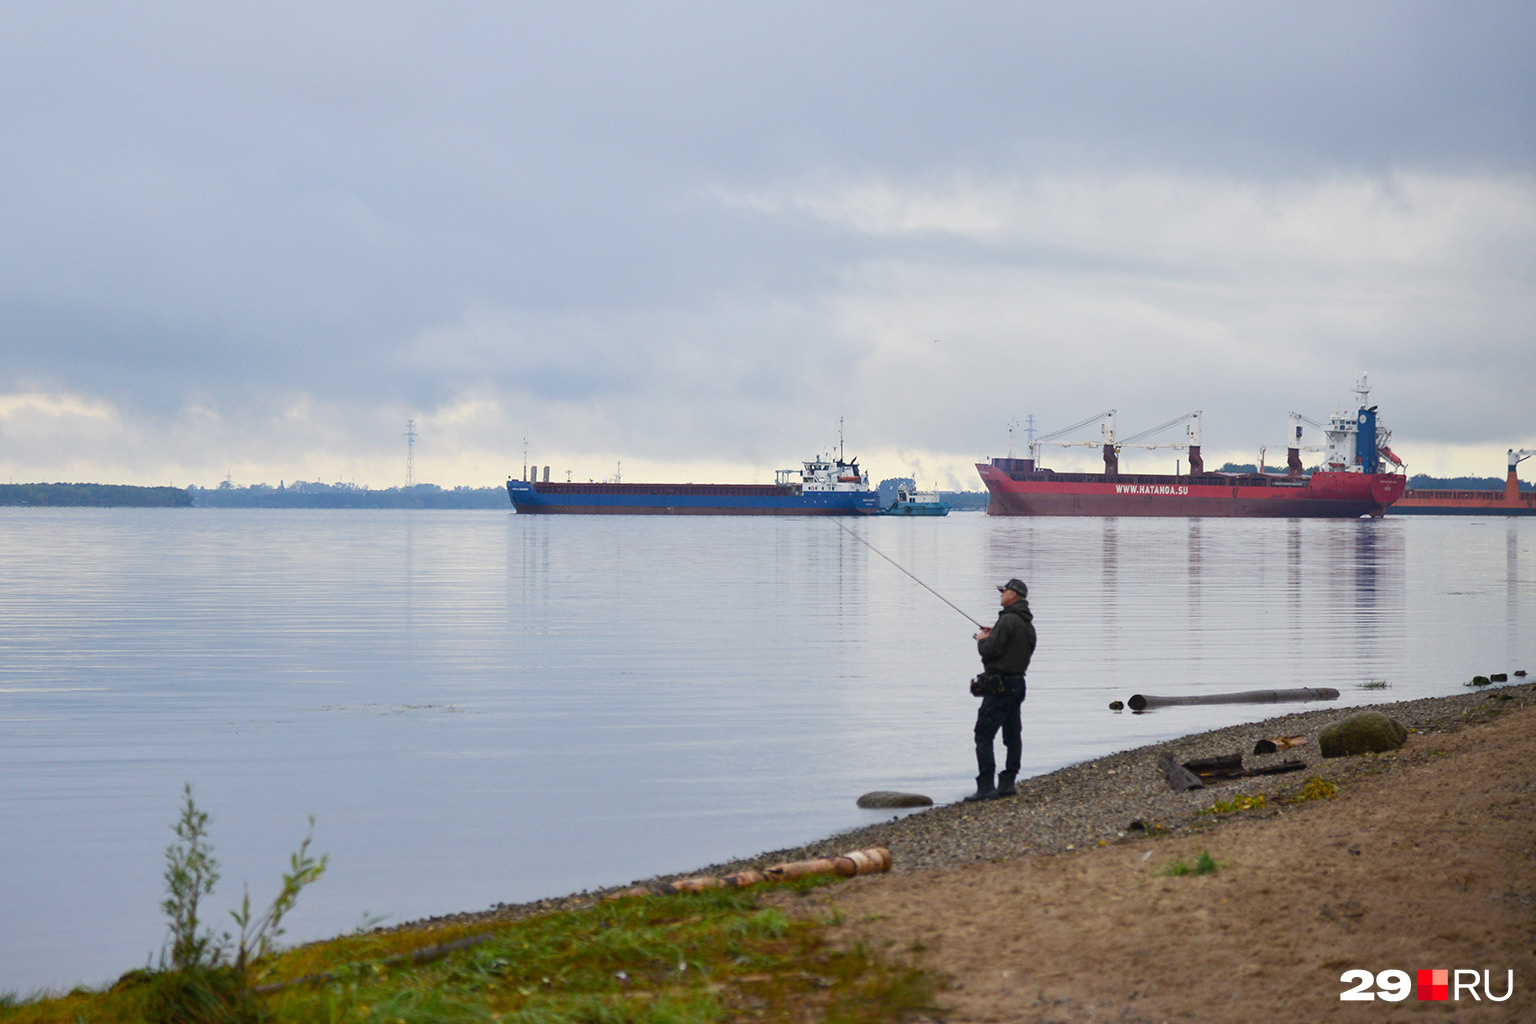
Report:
969,672,1022,697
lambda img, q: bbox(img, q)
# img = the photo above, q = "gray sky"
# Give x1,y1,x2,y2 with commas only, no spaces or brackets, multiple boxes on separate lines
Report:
2,2,1532,488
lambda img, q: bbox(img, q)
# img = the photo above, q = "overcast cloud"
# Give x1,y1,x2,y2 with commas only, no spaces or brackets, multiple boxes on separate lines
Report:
1,2,1532,488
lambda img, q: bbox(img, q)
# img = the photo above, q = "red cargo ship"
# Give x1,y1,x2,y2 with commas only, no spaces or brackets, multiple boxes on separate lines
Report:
978,378,1406,518
1388,450,1536,516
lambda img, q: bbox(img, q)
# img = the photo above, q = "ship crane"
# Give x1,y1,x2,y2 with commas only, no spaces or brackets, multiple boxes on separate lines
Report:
1031,410,1203,475
1286,412,1327,479
1029,409,1118,472
1501,449,1536,500
1117,411,1204,474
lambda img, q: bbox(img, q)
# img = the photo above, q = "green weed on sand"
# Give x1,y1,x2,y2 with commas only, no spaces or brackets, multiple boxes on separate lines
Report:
1,882,936,1024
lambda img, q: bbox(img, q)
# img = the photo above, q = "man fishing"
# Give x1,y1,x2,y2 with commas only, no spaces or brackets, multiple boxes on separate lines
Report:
966,578,1036,801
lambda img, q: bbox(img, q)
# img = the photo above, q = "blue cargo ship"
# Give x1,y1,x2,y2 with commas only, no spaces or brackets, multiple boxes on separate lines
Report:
507,452,880,515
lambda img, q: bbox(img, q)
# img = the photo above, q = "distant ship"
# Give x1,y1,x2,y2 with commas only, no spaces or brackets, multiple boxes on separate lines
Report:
1387,449,1536,516
882,484,951,516
977,377,1406,518
507,450,880,515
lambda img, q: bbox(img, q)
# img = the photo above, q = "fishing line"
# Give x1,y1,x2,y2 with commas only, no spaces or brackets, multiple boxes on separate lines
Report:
832,520,985,629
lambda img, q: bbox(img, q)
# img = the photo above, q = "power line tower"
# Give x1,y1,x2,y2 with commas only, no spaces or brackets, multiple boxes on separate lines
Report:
405,419,417,487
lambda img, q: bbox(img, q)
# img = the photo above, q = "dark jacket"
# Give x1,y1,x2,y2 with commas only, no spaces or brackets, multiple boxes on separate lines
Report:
977,600,1036,676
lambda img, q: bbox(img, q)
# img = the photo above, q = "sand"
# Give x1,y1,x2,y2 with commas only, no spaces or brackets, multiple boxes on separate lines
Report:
769,691,1536,1022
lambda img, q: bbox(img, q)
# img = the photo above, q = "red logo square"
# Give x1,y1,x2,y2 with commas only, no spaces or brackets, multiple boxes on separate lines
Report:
1417,969,1448,1001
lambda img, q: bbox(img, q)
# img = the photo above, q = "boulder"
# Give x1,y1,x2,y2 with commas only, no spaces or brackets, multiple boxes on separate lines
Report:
856,790,933,809
1318,710,1408,758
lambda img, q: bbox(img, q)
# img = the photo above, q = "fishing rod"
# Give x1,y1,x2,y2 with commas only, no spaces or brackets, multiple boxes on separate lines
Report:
832,520,985,629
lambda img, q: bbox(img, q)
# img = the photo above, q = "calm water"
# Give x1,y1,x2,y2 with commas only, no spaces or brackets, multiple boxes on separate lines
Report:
1,509,1531,992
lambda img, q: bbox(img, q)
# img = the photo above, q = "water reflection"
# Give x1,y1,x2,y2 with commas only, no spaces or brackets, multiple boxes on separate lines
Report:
1509,520,1524,666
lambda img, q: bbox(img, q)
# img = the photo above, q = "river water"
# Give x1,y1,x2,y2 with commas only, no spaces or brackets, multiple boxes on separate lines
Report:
1,509,1530,992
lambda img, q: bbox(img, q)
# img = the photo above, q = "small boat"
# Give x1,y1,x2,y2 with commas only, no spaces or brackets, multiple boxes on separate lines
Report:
882,485,950,516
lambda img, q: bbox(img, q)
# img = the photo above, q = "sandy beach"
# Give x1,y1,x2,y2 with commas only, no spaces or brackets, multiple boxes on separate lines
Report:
439,683,1535,1022
771,685,1536,1022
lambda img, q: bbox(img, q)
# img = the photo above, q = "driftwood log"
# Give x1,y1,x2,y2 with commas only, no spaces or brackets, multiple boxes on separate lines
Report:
1157,752,1205,791
606,847,892,900
1128,687,1339,711
1160,751,1310,791
1181,752,1244,778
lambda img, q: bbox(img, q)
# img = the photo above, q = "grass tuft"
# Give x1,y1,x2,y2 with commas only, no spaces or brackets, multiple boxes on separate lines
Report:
1285,777,1339,803
1162,850,1220,877
1199,793,1266,815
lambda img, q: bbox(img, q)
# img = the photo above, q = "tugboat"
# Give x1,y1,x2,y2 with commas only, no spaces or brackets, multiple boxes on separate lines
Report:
882,484,951,516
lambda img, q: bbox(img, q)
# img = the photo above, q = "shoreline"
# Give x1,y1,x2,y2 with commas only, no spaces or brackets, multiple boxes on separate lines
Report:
414,680,1534,932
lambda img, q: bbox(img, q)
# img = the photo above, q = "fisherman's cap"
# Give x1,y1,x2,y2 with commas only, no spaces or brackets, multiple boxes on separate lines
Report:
997,578,1028,597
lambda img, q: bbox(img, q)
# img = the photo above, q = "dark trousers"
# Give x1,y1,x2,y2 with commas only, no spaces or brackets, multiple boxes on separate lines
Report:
974,677,1026,778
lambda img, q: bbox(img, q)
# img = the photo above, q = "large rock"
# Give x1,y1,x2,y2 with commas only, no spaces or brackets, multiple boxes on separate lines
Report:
856,790,933,809
1318,710,1408,758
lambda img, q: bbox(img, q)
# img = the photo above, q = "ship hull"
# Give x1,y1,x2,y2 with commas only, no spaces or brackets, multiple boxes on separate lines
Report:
976,463,1403,518
1388,491,1536,515
507,480,880,515
882,503,950,516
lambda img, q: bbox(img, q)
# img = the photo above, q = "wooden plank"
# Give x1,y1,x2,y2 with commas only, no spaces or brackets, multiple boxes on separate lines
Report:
1182,752,1243,777
1157,752,1206,791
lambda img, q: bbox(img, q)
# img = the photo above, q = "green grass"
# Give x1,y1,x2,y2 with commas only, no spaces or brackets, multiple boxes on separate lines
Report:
1161,850,1220,877
0,884,937,1024
1199,793,1266,815
1284,777,1339,803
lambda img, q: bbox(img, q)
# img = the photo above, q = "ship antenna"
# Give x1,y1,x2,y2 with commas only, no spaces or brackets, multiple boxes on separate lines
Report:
832,521,985,629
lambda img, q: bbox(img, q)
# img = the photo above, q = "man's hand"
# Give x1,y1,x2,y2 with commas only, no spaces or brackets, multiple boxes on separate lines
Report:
973,626,992,640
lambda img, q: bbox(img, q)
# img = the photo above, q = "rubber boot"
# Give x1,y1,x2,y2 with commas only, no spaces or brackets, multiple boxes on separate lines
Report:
995,770,1017,797
963,774,997,802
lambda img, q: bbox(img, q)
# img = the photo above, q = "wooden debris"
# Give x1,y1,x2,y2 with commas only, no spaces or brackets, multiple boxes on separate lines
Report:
1243,758,1307,776
1159,748,1310,790
1181,752,1244,779
1157,752,1205,791
1128,687,1339,711
606,848,891,900
1252,734,1306,754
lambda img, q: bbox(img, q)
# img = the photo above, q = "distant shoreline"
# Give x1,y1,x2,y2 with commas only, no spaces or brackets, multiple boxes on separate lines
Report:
0,483,192,508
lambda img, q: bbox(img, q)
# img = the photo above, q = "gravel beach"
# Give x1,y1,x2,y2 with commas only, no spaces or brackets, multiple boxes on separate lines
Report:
400,681,1536,1021
428,681,1535,924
